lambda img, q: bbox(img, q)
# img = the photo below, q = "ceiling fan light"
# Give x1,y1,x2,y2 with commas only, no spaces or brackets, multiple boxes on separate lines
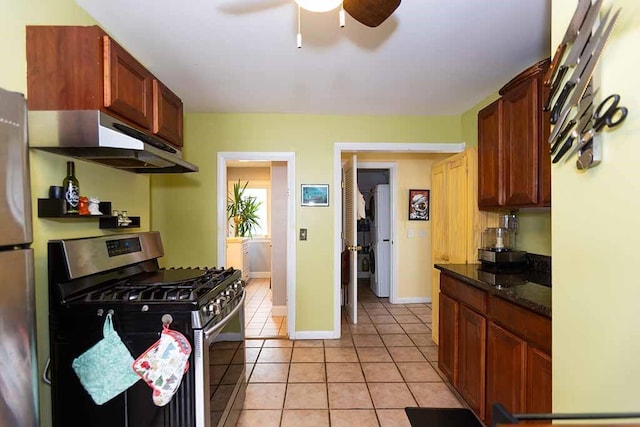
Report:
295,0,342,13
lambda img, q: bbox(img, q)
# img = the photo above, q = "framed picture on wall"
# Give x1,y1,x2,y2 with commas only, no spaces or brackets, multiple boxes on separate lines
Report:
301,184,329,207
408,189,429,220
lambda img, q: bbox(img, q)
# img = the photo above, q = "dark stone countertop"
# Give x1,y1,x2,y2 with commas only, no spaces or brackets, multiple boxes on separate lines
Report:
435,263,551,319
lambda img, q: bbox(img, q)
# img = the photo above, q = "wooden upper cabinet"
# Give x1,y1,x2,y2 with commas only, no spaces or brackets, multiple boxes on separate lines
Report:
103,37,153,130
153,79,184,147
476,58,551,210
502,76,539,206
27,25,184,148
478,99,503,208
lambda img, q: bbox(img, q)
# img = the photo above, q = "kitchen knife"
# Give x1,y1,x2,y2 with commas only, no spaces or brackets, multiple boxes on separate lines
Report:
549,7,619,127
549,118,575,155
543,0,603,111
544,0,592,87
548,87,596,145
551,104,594,164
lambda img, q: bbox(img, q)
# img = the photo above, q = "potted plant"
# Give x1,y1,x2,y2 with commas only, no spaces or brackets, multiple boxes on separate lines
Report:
227,180,262,237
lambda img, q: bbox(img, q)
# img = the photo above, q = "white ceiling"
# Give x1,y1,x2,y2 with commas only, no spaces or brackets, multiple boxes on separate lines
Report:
76,0,551,116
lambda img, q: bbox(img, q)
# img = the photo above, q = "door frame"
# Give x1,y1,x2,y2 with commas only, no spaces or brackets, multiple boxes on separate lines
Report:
217,152,297,338
333,142,465,336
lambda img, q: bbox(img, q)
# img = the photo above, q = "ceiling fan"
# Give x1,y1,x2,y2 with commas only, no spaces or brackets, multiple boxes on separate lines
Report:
335,0,401,28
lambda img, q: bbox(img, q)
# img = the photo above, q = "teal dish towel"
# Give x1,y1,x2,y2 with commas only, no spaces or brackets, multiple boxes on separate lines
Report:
72,313,140,405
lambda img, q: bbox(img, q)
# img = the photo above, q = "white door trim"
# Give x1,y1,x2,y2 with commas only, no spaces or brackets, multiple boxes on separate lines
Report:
217,152,297,338
333,142,464,337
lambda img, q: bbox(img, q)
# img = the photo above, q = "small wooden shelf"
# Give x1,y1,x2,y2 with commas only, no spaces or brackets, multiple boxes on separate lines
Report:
99,216,141,229
37,199,140,230
37,199,112,218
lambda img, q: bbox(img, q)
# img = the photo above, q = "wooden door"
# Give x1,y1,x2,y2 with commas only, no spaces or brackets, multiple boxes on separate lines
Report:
458,304,487,419
502,77,539,206
438,293,458,384
526,347,552,414
477,99,503,208
486,321,526,427
430,161,447,342
103,36,153,129
446,153,468,263
344,155,359,324
152,79,183,147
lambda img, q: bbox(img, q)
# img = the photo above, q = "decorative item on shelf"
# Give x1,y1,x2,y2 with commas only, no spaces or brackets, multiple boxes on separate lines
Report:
78,196,90,215
88,197,103,215
62,161,79,214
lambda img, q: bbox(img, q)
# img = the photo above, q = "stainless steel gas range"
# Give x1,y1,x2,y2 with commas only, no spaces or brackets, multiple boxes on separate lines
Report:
47,231,246,427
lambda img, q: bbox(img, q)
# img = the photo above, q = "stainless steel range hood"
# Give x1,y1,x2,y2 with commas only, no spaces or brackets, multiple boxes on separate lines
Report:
28,110,198,173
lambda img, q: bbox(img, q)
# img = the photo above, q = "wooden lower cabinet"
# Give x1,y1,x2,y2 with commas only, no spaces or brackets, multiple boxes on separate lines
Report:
458,305,486,419
438,292,458,384
438,273,551,424
526,346,552,414
486,321,526,426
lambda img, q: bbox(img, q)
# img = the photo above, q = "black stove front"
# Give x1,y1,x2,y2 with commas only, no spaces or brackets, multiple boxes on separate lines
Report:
47,232,246,427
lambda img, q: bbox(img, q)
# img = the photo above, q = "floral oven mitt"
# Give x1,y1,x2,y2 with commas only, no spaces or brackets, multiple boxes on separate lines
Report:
132,326,192,406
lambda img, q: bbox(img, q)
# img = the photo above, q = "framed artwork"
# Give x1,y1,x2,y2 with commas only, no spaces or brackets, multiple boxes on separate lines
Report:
301,184,329,207
408,189,429,220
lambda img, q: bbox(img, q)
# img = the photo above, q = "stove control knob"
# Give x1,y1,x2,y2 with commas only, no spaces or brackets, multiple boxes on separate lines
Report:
211,302,222,315
216,297,227,308
225,289,235,299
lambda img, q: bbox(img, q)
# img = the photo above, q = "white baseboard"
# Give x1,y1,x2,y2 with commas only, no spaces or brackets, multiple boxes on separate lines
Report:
250,272,271,279
292,330,340,340
391,296,432,304
271,305,287,316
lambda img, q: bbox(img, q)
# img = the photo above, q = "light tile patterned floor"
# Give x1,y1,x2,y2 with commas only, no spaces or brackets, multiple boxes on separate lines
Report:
245,278,287,338
237,280,467,426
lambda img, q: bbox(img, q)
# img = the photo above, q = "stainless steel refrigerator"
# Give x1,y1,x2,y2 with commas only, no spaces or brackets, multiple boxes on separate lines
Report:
0,87,39,426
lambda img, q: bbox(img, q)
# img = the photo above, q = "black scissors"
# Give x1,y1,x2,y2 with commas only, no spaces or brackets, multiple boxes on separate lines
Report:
588,94,628,135
559,94,628,163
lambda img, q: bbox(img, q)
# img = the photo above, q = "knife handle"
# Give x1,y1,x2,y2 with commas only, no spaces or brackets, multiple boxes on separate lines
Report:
552,134,575,164
543,66,568,112
550,80,576,124
544,43,567,87
550,119,575,154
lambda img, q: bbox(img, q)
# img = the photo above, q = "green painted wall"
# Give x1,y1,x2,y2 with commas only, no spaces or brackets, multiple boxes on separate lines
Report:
1,2,152,425
151,113,463,332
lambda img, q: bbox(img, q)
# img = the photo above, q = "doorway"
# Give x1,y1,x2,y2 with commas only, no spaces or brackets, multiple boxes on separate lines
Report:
217,152,296,339
334,143,465,334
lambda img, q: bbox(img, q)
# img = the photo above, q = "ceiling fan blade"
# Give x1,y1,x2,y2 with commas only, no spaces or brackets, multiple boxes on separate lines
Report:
343,0,401,27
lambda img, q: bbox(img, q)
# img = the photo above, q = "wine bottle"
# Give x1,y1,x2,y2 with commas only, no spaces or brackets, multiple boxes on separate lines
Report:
63,161,80,214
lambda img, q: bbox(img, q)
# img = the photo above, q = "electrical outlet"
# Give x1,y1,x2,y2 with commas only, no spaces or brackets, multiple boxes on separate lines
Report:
299,228,308,241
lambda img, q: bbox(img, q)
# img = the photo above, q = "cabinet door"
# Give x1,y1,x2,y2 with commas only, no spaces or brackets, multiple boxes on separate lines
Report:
502,77,539,206
458,304,487,419
478,100,503,208
539,75,552,206
103,37,153,129
431,162,447,343
242,241,250,282
153,79,183,147
446,154,468,263
526,347,552,414
438,292,458,384
486,321,526,426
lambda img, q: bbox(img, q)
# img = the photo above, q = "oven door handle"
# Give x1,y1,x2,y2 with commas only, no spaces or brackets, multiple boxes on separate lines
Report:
204,292,245,340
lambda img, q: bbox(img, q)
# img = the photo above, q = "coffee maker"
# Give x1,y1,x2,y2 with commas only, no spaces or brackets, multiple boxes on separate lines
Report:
478,213,526,264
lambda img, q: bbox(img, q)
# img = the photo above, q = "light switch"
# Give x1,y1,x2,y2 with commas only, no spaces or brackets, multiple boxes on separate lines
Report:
419,229,426,238
299,228,308,240
407,228,415,238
